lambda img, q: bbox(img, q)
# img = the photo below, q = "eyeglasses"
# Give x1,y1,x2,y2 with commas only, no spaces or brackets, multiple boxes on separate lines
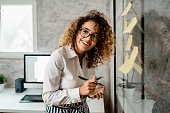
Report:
158,28,170,47
79,28,100,42
160,28,169,38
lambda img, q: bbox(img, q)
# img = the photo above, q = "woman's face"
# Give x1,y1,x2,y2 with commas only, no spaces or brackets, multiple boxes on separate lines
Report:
75,20,99,56
152,21,170,54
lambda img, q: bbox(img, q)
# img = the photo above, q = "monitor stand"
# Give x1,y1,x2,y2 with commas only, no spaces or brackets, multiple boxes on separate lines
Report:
20,95,43,103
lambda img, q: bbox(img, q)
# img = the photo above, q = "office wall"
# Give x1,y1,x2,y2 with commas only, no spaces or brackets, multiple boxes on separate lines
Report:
0,0,112,87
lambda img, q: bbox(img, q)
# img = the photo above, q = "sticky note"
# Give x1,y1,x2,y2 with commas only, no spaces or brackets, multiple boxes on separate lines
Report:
119,46,138,74
125,53,129,62
133,63,142,75
129,46,138,63
123,17,137,34
126,35,133,51
89,87,104,98
132,43,143,64
121,1,133,16
123,20,128,34
118,61,133,74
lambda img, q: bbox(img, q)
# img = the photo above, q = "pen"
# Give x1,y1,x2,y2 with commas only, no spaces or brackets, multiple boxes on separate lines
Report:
78,76,97,85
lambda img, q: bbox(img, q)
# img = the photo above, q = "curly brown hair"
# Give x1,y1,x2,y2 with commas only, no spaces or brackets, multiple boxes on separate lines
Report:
59,10,115,68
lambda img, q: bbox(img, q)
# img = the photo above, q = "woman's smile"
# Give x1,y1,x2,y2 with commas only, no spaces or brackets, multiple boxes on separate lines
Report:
75,20,99,56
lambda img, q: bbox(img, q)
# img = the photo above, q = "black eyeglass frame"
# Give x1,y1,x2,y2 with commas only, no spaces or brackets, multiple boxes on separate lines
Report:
79,28,102,42
159,28,169,38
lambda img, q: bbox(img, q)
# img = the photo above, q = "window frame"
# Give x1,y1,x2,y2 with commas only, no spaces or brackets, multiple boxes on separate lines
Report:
0,0,37,58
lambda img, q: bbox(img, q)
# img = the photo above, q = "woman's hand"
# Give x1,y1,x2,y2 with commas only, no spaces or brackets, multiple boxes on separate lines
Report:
79,76,98,96
145,77,170,101
92,86,107,100
157,77,170,96
145,86,161,100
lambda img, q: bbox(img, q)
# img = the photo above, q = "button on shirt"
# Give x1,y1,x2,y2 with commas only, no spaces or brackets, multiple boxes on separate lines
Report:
42,44,95,106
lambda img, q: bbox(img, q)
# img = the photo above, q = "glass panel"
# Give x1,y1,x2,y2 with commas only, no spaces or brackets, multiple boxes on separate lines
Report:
0,5,33,52
115,0,170,113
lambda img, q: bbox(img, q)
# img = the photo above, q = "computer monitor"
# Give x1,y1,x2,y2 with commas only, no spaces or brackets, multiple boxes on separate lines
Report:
24,54,50,89
20,54,50,103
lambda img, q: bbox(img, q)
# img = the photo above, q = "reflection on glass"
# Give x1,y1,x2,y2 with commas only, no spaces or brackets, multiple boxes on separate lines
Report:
132,10,170,113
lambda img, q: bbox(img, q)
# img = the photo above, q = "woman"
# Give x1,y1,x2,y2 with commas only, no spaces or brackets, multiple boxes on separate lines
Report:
132,10,170,113
42,10,115,113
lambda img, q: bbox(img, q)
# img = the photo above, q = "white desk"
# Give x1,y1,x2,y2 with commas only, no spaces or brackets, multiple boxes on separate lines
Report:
0,88,104,113
117,87,155,113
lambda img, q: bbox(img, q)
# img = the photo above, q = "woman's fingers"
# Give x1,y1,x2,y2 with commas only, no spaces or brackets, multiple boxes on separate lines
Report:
95,92,103,100
87,75,98,84
98,92,103,99
91,85,106,99
157,77,169,86
96,85,107,90
80,77,97,96
92,92,104,100
89,83,97,87
87,80,98,85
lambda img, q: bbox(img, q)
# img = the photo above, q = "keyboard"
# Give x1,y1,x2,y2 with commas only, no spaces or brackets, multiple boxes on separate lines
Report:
20,95,43,103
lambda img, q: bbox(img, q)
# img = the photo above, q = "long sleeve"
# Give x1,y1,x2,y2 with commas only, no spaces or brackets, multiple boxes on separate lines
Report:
42,49,82,106
42,88,81,106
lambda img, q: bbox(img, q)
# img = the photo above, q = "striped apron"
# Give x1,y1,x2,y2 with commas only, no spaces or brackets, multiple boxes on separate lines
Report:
45,101,90,113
